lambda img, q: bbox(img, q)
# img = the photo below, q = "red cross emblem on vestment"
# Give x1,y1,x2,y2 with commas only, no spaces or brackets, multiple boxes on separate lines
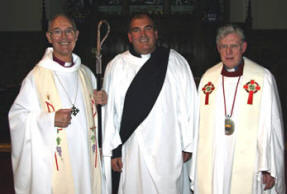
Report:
202,82,215,105
45,100,61,171
243,80,260,105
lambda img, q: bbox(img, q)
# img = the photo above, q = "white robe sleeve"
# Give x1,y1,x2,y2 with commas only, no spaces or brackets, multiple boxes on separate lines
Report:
102,59,123,157
256,70,285,193
101,59,123,194
171,50,199,153
170,50,199,194
8,73,57,194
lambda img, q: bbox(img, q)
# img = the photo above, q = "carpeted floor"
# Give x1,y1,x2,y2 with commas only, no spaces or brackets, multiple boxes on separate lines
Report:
0,152,14,194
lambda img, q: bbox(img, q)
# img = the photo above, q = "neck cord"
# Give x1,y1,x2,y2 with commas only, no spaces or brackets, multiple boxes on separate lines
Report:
222,75,241,118
54,72,79,115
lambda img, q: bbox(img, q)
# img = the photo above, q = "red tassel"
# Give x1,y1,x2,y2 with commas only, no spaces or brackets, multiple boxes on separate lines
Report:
55,153,59,171
45,101,55,112
247,91,254,104
205,93,210,105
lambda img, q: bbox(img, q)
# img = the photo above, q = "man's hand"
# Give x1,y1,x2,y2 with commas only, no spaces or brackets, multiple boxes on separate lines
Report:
111,157,123,172
94,90,107,105
262,171,275,190
182,151,192,163
54,109,72,128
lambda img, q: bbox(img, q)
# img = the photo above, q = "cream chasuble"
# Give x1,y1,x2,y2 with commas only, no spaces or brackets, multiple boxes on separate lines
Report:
33,65,102,194
197,59,264,194
9,48,106,194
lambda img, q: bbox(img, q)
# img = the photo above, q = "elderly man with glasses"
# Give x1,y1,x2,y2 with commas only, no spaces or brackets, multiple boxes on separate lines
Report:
9,14,107,194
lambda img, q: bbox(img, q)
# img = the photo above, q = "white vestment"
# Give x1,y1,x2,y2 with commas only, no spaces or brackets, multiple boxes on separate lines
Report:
102,49,199,194
9,48,106,194
191,57,285,194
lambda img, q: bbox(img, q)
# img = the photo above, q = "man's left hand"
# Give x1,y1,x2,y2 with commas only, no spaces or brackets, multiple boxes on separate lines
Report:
262,171,275,190
182,151,192,163
94,90,107,105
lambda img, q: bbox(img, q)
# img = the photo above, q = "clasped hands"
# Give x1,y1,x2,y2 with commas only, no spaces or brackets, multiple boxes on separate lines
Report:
54,90,107,128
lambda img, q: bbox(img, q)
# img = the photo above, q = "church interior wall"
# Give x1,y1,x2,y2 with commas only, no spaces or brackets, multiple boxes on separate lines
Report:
0,0,42,31
227,0,287,29
252,0,287,29
229,0,246,23
1,0,287,31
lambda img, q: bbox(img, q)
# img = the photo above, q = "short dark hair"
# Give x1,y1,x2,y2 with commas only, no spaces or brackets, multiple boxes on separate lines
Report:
128,13,157,32
47,13,77,32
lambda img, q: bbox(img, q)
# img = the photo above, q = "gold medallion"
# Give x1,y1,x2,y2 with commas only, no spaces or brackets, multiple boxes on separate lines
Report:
225,116,234,135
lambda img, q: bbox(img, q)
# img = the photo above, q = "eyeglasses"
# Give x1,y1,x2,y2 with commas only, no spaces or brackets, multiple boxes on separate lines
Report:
218,44,241,50
49,28,76,38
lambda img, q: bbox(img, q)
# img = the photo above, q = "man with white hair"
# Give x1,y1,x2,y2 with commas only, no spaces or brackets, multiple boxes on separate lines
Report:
191,24,285,194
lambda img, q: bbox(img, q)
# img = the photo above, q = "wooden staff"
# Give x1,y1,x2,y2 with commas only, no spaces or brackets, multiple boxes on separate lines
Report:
96,20,110,76
96,20,110,147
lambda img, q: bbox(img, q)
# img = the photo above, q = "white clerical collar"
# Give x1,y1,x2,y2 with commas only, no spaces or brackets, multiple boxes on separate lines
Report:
226,67,236,72
64,62,73,67
39,47,81,72
221,60,244,77
53,54,74,68
141,53,151,59
129,45,152,59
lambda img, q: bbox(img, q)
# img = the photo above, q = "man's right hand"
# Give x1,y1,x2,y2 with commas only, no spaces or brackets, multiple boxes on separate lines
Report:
262,171,275,190
94,90,108,105
54,109,72,128
111,157,123,172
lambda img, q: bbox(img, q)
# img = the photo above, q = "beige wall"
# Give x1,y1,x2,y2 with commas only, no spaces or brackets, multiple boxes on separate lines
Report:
0,0,42,31
0,0,287,30
230,0,247,23
0,0,65,31
45,0,65,20
252,0,287,29
229,0,287,29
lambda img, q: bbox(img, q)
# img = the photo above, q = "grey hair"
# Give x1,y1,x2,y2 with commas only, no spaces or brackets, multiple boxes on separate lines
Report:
216,25,245,45
47,14,77,32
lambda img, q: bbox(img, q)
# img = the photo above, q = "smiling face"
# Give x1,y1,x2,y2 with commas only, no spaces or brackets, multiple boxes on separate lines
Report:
128,15,158,54
217,33,247,69
46,15,79,62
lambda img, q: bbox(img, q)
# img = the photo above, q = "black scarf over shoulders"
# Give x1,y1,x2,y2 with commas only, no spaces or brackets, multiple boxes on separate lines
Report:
112,47,170,158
